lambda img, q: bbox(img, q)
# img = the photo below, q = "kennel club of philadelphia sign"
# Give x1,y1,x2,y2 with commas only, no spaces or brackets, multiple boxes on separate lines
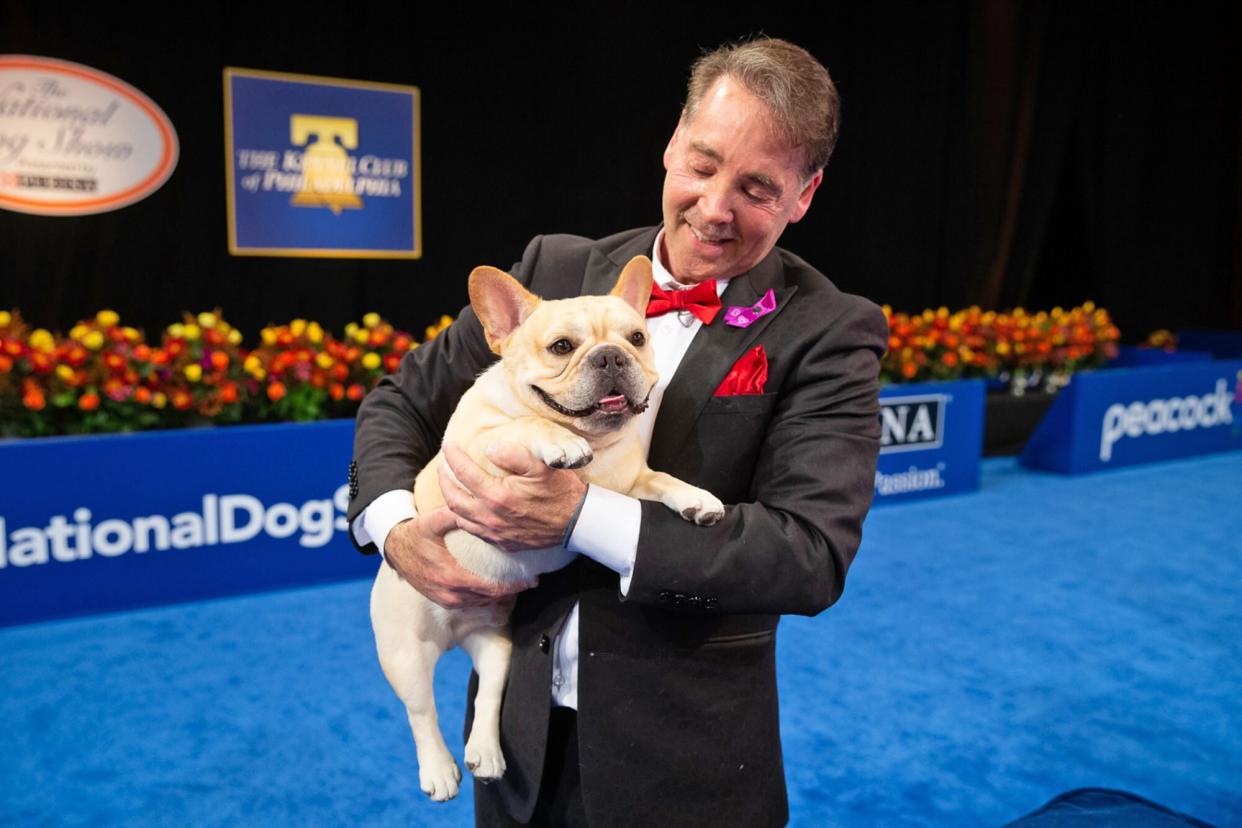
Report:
0,56,179,215
224,68,421,258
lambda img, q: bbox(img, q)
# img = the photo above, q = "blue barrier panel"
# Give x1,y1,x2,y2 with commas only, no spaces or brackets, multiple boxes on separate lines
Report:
1176,329,1242,360
875,379,985,504
1021,361,1242,474
1110,345,1213,368
0,420,377,627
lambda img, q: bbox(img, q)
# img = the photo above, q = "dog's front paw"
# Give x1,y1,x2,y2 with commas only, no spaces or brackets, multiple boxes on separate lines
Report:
531,433,593,470
419,754,462,802
662,486,725,526
464,735,507,781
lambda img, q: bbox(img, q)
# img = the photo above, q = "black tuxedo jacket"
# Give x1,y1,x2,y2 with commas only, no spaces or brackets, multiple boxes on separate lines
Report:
349,227,887,827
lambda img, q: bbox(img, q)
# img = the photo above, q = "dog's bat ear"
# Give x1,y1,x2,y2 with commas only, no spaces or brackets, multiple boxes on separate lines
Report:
469,266,541,354
611,256,654,315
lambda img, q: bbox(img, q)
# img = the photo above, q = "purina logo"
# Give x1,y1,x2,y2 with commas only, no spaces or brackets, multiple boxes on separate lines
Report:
880,393,946,454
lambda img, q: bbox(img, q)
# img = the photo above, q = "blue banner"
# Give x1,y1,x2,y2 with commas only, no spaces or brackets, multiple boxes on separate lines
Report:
874,379,985,504
1021,360,1242,474
224,68,421,258
0,420,375,627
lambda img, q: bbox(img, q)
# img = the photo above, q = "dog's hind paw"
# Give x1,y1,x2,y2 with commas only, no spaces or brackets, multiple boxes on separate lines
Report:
419,757,462,801
464,738,507,781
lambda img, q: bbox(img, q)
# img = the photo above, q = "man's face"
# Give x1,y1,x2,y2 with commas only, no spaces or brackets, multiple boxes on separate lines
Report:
660,76,823,284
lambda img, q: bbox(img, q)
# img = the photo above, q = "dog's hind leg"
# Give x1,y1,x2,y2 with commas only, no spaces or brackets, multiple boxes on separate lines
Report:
461,626,512,781
381,635,462,801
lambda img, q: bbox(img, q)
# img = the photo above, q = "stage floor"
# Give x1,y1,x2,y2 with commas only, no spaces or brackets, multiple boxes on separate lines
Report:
3,454,1239,826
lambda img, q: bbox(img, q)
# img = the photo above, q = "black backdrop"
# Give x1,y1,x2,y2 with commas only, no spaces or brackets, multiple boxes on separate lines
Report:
2,2,1238,342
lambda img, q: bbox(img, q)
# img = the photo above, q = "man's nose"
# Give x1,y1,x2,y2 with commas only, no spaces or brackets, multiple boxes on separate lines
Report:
697,178,734,224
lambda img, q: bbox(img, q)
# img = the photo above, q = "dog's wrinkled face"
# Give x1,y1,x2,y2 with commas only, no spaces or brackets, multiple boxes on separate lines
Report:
470,256,657,436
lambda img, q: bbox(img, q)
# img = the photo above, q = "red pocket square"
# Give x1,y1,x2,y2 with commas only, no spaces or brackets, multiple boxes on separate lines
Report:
714,345,768,396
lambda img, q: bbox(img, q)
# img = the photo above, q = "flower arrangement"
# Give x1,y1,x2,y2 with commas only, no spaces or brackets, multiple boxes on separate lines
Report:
0,308,451,438
880,302,1121,393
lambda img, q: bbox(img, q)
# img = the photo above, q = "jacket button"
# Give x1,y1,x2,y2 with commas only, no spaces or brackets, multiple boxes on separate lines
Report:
539,634,550,653
657,591,670,603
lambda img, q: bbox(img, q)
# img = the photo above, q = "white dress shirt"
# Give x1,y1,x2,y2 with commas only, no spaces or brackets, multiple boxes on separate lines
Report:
353,230,728,709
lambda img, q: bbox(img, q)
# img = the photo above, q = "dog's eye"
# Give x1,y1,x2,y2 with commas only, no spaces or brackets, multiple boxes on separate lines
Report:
549,338,575,355
629,331,646,347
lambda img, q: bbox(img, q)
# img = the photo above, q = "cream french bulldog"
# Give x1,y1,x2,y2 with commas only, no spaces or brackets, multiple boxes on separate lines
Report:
370,255,725,801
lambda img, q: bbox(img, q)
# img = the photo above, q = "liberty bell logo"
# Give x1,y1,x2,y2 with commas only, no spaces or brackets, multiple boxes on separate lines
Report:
289,115,362,214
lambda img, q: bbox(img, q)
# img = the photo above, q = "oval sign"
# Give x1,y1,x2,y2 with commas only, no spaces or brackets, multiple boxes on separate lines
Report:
0,55,179,216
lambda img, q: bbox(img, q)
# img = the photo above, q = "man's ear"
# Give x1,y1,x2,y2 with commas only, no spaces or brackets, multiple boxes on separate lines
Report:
788,169,824,224
468,266,541,354
610,256,654,315
663,116,685,170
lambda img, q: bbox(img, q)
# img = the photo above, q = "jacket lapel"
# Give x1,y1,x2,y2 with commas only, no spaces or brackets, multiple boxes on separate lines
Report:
647,249,797,472
580,228,658,297
577,230,798,473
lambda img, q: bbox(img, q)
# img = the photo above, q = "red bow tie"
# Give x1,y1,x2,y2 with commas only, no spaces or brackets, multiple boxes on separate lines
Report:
646,279,721,325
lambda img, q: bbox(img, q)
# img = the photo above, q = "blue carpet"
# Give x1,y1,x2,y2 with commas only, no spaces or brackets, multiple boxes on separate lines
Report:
2,453,1239,826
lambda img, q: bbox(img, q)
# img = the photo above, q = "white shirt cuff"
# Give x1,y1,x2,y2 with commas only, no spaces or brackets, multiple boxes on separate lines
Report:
354,489,417,555
567,485,640,595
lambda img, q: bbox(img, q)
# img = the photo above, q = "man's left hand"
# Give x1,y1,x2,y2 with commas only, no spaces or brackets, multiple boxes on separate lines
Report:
438,442,587,552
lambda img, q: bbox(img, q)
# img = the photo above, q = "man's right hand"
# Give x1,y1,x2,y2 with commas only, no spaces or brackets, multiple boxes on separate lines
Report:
382,507,535,609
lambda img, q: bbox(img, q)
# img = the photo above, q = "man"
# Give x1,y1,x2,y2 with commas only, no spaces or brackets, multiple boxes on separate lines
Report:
349,37,887,826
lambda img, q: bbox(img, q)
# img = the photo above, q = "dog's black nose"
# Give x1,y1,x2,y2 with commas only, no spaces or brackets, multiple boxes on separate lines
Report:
591,345,629,372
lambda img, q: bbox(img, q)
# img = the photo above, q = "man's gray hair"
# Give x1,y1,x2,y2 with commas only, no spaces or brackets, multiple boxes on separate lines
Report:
683,37,840,177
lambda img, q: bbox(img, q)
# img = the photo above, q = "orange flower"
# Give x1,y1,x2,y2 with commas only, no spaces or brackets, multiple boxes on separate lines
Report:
172,390,193,410
0,354,11,373
267,381,286,402
346,383,365,401
901,362,918,380
218,382,239,404
79,392,101,411
22,383,45,411
330,383,345,401
941,352,959,367
210,350,229,371
134,387,152,404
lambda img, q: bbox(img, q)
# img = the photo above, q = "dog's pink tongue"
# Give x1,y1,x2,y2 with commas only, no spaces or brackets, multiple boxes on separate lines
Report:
597,394,628,413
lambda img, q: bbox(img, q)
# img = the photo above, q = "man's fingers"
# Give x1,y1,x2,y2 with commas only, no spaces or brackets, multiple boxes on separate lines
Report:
442,443,500,498
419,506,459,538
484,442,540,476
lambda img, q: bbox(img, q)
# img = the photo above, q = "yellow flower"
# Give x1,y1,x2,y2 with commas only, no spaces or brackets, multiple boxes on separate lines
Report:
96,309,120,327
353,328,369,344
307,321,324,344
152,392,167,409
168,323,185,339
344,322,358,339
1082,300,1096,313
316,352,334,369
197,311,217,329
82,330,104,351
996,341,1011,356
363,312,381,329
122,326,140,341
0,310,10,328
362,352,381,370
290,319,307,337
184,364,202,382
183,324,200,341
261,328,277,346
56,364,75,381
70,323,89,341
228,329,242,345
